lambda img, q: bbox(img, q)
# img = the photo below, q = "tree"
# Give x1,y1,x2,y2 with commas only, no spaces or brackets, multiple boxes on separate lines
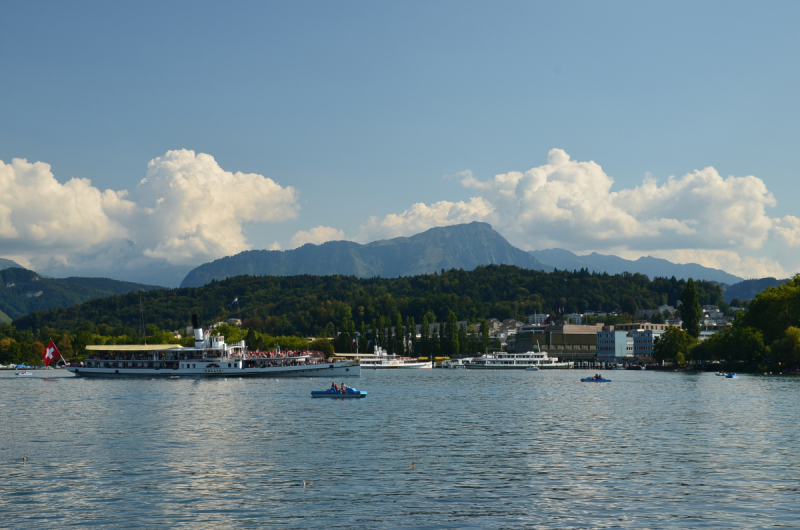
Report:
480,319,490,353
421,315,430,358
245,328,258,350
395,313,404,357
31,341,45,365
309,338,334,357
769,326,800,369
653,326,696,365
447,310,459,357
651,311,666,324
59,333,74,358
679,278,702,339
622,296,639,317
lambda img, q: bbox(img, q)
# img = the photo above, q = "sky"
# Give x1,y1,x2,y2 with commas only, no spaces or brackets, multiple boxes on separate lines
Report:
2,1,800,287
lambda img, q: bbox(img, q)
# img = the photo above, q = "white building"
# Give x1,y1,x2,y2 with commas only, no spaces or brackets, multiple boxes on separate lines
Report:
525,313,549,325
596,330,633,363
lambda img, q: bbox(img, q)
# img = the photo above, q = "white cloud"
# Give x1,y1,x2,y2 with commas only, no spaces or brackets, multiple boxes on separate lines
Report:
359,197,494,240
290,226,346,248
268,242,282,251
0,150,299,278
362,148,791,278
772,215,800,247
0,158,131,254
642,249,789,280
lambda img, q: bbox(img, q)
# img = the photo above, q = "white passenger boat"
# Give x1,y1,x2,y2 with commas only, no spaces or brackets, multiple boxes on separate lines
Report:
354,346,431,369
465,350,573,370
66,315,359,378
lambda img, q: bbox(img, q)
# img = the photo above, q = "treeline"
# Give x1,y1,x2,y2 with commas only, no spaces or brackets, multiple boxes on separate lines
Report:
655,275,800,372
13,265,724,337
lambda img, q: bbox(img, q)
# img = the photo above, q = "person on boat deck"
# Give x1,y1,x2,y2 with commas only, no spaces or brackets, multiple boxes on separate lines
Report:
331,382,339,391
340,382,347,392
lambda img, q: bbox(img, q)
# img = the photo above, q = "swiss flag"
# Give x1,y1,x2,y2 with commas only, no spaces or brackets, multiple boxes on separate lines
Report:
43,340,60,367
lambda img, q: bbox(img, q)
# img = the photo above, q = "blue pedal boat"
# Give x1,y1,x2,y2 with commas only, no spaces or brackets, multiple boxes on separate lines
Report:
725,373,739,378
312,387,368,398
581,377,612,383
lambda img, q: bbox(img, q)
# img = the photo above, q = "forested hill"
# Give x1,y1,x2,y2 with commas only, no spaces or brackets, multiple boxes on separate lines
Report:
15,265,724,337
180,222,551,287
0,267,163,319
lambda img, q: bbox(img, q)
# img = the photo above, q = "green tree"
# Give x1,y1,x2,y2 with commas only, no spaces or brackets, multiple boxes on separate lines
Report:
309,338,334,357
653,326,695,365
245,328,258,350
480,319,490,353
769,326,800,369
421,315,430,358
58,333,74,358
31,341,45,365
679,278,702,339
447,310,459,358
622,296,639,317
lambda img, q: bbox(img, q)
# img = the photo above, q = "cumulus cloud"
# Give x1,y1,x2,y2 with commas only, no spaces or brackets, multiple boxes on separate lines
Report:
359,197,494,240
0,150,299,281
362,148,791,278
290,226,346,248
772,215,800,247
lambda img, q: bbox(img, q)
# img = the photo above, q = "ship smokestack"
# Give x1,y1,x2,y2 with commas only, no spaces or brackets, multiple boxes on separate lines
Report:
192,314,203,346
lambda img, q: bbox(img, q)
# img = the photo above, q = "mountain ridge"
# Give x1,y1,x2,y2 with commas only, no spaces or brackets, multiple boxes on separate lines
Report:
180,222,552,287
529,248,743,284
0,267,164,319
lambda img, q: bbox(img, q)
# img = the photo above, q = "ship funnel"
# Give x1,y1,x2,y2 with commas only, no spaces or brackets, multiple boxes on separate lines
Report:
192,314,203,345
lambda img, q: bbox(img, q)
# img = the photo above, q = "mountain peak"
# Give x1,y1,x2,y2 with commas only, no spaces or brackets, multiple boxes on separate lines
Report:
180,223,551,287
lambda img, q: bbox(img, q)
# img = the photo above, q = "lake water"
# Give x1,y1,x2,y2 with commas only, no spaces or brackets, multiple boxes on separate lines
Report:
2,369,799,528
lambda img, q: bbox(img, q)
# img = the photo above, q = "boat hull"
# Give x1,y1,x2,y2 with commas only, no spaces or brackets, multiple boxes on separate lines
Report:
581,378,612,383
465,364,573,370
311,389,367,398
66,361,360,378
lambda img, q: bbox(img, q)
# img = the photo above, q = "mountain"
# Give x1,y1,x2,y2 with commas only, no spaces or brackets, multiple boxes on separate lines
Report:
0,258,23,271
181,222,552,287
530,248,743,284
721,277,790,303
0,267,164,319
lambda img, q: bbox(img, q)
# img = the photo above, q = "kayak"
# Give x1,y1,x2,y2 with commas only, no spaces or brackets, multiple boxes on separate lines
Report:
581,377,611,383
312,387,368,398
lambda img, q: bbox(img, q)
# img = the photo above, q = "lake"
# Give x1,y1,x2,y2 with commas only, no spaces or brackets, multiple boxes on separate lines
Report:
1,369,799,528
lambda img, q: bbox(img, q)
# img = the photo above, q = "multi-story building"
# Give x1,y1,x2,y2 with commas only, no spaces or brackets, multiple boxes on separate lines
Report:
525,313,550,325
631,329,664,358
596,330,633,363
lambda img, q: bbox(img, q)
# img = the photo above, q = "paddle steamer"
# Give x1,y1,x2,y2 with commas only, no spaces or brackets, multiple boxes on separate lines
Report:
66,315,359,378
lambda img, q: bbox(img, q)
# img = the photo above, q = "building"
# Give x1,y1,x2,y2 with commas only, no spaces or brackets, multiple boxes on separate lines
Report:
613,323,669,332
543,323,603,360
525,313,549,325
631,329,664,357
596,330,633,363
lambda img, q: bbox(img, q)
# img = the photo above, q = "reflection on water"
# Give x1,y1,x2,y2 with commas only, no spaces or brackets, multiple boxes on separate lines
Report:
2,370,800,528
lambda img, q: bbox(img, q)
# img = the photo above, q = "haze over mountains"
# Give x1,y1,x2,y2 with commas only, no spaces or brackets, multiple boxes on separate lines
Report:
181,222,747,288
529,248,743,285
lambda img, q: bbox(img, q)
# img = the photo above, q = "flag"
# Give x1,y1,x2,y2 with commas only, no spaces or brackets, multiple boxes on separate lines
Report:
43,340,60,367
229,297,239,306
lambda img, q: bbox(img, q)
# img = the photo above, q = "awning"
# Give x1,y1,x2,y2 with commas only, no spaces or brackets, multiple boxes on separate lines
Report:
85,344,184,352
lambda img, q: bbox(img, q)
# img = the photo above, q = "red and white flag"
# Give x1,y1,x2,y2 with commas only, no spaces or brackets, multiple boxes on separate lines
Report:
43,340,60,367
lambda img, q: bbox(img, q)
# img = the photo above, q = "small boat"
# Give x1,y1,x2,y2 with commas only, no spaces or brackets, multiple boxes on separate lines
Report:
581,377,611,383
525,366,539,371
725,373,739,378
715,372,725,376
15,371,34,376
312,387,368,398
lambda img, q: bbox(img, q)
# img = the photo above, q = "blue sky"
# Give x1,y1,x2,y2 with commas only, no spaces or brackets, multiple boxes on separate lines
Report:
2,1,799,286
